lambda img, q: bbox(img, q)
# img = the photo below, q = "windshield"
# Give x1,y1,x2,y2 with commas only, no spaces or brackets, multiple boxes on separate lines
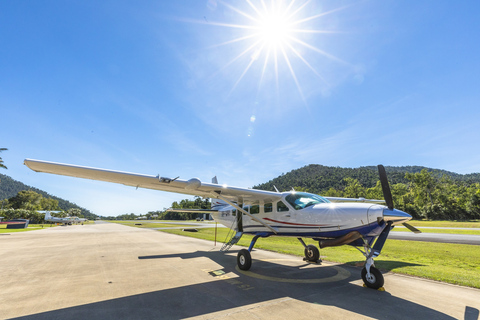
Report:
285,192,330,210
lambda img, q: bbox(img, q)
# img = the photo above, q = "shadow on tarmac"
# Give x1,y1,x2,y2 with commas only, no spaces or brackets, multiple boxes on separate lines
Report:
13,250,473,320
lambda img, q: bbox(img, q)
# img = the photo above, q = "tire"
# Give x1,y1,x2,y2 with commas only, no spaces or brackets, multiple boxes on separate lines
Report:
361,266,384,289
304,245,320,262
237,249,252,271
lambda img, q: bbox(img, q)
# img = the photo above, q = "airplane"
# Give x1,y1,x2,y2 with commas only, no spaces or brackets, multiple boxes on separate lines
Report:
24,159,420,289
40,210,74,225
72,217,87,225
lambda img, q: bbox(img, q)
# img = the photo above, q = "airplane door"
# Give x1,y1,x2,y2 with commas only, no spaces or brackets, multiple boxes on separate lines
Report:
275,200,295,223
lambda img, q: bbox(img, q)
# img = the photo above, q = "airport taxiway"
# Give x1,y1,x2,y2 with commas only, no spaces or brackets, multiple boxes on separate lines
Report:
0,222,479,319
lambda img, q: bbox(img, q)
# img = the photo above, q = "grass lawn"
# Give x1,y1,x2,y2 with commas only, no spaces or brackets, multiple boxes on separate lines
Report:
409,220,480,228
393,220,480,234
160,226,480,289
393,228,480,235
0,223,57,233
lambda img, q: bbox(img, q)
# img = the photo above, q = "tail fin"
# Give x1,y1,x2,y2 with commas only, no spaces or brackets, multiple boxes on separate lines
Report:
211,176,229,209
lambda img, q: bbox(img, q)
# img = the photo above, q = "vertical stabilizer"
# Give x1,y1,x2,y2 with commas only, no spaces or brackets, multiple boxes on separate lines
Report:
211,176,229,209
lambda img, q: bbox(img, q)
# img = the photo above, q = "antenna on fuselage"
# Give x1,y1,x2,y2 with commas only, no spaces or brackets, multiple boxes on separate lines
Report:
274,185,280,193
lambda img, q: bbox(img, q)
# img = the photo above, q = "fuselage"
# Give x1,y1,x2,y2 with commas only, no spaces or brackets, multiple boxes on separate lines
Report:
211,192,412,240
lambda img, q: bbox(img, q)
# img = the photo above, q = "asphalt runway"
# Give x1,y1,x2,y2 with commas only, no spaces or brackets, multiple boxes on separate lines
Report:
1,222,479,320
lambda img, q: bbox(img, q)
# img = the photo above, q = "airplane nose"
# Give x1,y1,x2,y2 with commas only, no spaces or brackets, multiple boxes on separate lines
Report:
383,208,412,224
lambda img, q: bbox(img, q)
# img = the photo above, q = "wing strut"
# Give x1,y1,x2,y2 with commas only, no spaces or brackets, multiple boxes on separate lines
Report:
213,193,278,234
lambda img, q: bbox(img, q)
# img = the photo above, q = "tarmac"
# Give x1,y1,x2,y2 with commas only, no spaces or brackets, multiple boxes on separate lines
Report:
1,221,479,320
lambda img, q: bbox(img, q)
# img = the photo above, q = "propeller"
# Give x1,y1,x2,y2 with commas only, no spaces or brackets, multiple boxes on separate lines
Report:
377,165,421,233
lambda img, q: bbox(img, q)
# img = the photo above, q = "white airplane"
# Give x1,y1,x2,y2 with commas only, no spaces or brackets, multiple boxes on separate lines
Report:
72,217,87,224
24,159,420,289
40,210,74,225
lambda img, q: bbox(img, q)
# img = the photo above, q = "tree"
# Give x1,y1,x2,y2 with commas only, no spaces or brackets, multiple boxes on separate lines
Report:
343,177,366,198
405,170,438,219
0,148,7,170
7,190,60,211
8,190,43,210
67,208,82,217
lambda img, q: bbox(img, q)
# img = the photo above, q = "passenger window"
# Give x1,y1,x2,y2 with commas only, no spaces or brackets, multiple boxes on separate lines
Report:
277,201,289,212
250,205,259,214
264,203,272,213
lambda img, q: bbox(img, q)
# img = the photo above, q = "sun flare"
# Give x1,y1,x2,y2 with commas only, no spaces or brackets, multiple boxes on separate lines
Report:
197,0,349,102
255,12,292,48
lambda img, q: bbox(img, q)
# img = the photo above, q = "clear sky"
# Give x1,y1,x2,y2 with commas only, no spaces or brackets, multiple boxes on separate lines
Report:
2,0,480,216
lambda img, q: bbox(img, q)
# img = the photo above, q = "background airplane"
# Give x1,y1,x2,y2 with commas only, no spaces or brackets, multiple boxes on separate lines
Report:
25,159,420,289
73,217,87,225
40,210,74,226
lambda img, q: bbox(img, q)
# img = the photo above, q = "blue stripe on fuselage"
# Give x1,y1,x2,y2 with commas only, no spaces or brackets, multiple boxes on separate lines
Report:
242,222,385,239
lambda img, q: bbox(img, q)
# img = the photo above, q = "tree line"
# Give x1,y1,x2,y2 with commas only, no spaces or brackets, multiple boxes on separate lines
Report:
254,165,480,221
312,170,479,220
0,190,84,223
103,196,211,221
0,173,96,219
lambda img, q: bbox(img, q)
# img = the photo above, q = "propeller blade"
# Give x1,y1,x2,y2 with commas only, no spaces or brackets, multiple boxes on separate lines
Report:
377,165,394,210
403,222,422,233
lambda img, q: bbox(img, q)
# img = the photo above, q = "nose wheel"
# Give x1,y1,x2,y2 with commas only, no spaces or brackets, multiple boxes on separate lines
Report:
361,266,384,289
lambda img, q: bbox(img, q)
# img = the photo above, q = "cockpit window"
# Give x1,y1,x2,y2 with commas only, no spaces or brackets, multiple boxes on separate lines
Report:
285,192,330,210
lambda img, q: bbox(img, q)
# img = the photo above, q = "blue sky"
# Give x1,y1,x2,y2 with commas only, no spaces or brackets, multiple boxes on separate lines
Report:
2,0,480,216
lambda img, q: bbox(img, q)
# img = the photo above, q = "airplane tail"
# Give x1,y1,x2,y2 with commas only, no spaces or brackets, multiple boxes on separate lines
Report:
211,176,229,210
44,211,52,220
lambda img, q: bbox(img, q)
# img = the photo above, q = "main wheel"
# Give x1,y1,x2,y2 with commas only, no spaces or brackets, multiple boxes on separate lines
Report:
361,266,384,289
237,249,252,271
304,245,320,262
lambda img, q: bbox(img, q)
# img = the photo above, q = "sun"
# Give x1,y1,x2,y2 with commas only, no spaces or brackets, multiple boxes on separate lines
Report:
196,0,349,102
255,11,293,49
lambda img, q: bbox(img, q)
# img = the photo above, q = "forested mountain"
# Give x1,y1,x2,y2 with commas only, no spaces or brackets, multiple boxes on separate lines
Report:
0,173,96,220
254,164,480,194
253,165,480,221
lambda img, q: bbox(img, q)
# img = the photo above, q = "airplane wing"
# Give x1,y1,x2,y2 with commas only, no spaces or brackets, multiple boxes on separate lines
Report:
23,159,282,205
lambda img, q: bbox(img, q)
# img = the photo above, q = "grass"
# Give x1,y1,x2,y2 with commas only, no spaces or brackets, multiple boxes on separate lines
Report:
408,220,480,228
393,220,480,234
0,223,58,233
393,228,480,235
158,226,480,289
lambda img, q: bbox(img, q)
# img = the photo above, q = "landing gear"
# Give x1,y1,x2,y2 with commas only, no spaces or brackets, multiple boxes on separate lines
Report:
304,244,320,262
236,233,269,271
356,240,385,290
361,266,384,289
297,238,321,263
237,249,252,270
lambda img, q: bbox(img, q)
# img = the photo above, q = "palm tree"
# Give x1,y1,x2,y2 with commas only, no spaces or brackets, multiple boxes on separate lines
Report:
0,148,7,170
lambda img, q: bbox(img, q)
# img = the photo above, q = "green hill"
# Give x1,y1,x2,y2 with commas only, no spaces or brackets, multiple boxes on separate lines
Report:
254,164,480,194
0,173,97,220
